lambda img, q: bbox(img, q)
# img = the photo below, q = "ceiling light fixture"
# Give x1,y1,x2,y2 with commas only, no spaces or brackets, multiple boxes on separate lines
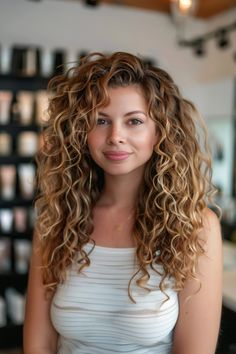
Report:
170,0,198,41
216,28,230,49
170,0,198,22
174,0,198,16
178,21,236,58
83,0,99,6
193,38,205,57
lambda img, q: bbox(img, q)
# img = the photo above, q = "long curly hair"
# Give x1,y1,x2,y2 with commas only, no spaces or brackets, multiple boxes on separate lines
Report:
34,51,219,302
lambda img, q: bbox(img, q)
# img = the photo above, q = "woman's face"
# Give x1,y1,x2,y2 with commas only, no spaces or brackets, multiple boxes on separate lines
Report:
87,85,158,178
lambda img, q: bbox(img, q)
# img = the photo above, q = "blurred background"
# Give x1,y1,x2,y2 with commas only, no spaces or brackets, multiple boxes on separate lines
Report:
0,0,236,353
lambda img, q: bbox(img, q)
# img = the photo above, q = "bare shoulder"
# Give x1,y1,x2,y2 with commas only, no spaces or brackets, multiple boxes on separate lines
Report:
199,207,222,250
201,206,221,228
195,207,223,285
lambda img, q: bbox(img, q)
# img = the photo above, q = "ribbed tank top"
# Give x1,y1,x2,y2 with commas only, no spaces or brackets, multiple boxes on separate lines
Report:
51,243,179,354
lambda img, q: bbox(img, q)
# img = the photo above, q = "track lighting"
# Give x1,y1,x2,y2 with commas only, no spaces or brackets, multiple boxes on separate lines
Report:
178,21,236,58
171,0,198,17
216,28,230,49
84,0,99,6
193,39,205,57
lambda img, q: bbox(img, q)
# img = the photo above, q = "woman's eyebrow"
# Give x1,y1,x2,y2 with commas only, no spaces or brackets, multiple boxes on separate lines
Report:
124,111,147,117
97,112,110,117
98,110,147,117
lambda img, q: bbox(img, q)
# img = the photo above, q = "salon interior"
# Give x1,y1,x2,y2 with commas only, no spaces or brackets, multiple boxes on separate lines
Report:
0,0,236,353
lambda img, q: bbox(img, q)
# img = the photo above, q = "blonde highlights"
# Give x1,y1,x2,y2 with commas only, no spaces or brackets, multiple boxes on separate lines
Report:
34,52,219,300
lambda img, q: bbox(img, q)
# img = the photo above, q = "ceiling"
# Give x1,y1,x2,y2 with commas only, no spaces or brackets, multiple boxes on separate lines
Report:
101,0,236,18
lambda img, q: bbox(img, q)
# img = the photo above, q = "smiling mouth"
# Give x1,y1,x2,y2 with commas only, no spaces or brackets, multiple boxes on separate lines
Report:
103,151,131,161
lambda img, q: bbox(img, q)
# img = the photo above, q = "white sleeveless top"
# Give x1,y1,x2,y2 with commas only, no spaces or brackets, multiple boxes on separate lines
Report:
51,243,179,354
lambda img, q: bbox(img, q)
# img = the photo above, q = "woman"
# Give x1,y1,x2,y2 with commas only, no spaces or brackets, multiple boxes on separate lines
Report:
24,52,222,354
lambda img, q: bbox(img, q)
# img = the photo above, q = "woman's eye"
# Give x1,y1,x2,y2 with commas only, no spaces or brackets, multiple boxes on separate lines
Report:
97,118,108,125
129,118,143,125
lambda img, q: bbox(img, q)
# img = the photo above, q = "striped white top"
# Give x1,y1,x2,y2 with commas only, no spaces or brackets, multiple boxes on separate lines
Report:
51,243,179,354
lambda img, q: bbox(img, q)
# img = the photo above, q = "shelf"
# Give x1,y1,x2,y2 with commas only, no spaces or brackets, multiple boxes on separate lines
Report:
0,230,33,239
217,305,236,353
0,69,45,351
0,74,50,91
0,197,34,208
0,324,23,349
0,272,28,282
0,273,28,290
0,123,41,133
0,155,36,165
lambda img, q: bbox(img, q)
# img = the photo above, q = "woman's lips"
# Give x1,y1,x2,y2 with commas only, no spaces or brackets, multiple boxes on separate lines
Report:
103,151,131,161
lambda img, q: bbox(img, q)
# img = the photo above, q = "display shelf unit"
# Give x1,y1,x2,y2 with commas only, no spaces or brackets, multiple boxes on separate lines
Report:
0,74,49,92
0,273,28,288
0,324,23,349
0,156,36,165
0,198,34,208
0,74,49,349
216,305,236,354
0,122,40,133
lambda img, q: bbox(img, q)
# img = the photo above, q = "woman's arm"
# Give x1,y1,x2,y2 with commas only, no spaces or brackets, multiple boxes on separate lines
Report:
173,207,223,354
23,232,58,354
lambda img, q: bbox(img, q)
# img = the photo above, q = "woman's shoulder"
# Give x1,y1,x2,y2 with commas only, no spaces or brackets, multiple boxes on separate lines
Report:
199,206,222,254
201,207,221,232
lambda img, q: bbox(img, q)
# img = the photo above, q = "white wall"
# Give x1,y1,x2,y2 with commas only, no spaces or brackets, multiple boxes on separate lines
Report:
0,0,235,89
197,8,236,83
185,78,235,117
185,78,235,198
206,117,234,197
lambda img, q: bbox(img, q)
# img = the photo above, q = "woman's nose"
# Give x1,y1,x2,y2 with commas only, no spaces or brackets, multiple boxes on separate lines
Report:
107,124,125,145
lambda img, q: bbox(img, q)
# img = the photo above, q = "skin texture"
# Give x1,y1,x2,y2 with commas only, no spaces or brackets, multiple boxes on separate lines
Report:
24,86,222,354
87,85,158,179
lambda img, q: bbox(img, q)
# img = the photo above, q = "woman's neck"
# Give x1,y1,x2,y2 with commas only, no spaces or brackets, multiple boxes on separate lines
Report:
97,172,143,209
